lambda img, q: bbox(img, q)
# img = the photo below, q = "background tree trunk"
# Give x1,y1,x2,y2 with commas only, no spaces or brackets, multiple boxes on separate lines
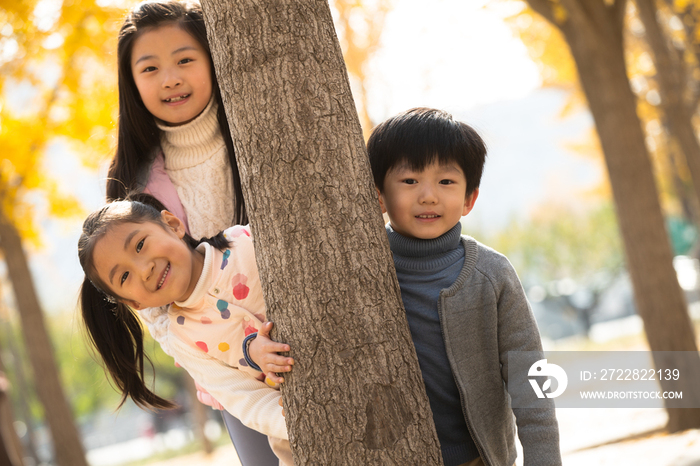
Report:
636,0,700,223
0,215,88,466
200,1,443,464
0,315,40,465
527,0,700,432
0,353,25,466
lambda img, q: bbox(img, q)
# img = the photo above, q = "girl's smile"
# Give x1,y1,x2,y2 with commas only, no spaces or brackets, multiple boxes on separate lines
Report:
92,212,204,309
130,24,213,126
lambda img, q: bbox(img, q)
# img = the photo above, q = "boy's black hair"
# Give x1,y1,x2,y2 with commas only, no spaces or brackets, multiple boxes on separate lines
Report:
367,107,486,195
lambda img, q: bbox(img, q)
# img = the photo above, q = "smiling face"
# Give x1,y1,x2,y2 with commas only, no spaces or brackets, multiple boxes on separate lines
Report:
378,161,479,240
130,23,213,126
91,212,203,309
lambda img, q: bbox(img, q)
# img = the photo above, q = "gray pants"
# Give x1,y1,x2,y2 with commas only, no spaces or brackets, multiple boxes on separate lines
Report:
222,410,279,465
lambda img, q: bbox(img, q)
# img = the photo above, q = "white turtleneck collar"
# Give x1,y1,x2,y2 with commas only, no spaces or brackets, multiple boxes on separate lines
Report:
174,242,213,308
157,97,224,171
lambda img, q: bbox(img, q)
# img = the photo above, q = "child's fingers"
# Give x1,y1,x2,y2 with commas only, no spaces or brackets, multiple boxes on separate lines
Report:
264,341,291,353
261,358,292,372
266,372,285,384
263,353,294,368
258,321,274,338
263,360,293,373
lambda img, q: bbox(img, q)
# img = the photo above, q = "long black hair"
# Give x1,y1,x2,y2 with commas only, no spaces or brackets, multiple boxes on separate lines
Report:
107,0,247,225
78,194,228,410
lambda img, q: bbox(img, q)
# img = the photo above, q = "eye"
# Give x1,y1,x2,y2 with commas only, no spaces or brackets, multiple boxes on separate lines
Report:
439,179,455,185
120,271,129,285
178,58,193,65
136,239,144,253
402,179,417,185
142,66,157,73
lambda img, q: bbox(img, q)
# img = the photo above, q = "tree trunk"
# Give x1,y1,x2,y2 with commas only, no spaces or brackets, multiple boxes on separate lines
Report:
665,136,700,229
527,0,700,431
636,0,700,225
0,215,88,465
199,1,443,464
0,352,25,466
0,318,41,465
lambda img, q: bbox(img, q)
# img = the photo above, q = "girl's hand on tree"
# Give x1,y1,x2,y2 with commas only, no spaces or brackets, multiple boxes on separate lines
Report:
249,321,294,383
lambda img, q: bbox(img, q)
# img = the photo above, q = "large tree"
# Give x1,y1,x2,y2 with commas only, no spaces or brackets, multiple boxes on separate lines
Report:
526,0,700,431
199,0,443,463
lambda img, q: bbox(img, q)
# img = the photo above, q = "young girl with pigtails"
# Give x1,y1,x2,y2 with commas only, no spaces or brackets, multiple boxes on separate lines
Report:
102,1,288,464
79,197,294,465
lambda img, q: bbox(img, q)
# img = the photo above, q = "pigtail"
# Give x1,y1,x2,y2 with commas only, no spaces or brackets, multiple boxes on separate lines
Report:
195,232,230,251
80,277,175,410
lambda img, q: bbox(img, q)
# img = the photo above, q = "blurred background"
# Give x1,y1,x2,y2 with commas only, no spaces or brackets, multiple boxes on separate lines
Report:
1,0,700,464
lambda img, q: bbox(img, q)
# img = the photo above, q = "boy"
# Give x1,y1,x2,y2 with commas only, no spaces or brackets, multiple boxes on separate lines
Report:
367,108,561,466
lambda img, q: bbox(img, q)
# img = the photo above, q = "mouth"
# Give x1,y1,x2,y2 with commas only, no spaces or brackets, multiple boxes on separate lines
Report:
164,94,190,103
416,214,441,219
157,263,170,290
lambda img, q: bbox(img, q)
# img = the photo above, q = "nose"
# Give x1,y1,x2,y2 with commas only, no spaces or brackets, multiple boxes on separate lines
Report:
162,68,182,89
138,259,155,282
418,185,438,205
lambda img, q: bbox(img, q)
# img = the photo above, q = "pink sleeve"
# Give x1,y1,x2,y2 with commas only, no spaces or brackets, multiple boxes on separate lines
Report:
143,152,191,235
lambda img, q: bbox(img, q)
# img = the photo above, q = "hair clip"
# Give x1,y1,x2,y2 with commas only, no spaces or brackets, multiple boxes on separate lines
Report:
89,280,119,315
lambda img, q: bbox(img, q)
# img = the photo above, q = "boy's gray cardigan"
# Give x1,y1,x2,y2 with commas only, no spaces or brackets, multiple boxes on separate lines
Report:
439,236,562,466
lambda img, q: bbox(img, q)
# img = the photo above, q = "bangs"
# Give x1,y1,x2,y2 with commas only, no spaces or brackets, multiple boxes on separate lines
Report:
368,107,486,193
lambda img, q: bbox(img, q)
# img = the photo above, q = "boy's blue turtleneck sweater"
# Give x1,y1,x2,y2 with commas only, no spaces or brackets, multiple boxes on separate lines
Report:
386,222,479,466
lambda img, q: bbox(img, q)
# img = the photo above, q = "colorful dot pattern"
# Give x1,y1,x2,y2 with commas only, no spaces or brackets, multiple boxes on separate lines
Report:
167,225,272,383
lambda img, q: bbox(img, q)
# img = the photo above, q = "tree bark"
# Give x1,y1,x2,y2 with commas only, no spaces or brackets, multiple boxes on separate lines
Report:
527,0,700,431
199,1,443,464
0,214,88,466
636,0,700,226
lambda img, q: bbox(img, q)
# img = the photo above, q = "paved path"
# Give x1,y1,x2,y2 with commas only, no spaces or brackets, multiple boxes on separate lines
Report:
146,409,700,466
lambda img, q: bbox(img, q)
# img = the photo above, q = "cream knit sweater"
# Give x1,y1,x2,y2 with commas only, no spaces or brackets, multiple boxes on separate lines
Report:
157,98,235,239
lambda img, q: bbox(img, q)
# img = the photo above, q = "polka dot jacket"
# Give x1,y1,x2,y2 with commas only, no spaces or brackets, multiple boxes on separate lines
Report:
168,225,278,388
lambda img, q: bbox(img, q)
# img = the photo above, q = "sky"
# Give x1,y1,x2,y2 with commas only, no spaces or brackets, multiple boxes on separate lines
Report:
14,0,602,313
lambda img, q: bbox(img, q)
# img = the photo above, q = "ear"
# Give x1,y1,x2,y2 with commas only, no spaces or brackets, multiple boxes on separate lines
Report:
161,210,186,239
376,187,387,214
462,188,479,217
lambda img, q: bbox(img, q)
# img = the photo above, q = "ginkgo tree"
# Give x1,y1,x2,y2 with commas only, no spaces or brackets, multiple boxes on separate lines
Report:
510,0,700,431
0,0,119,464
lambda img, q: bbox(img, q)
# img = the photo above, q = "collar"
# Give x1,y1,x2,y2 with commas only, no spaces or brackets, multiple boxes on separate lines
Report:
174,241,213,308
387,222,463,258
157,97,223,171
